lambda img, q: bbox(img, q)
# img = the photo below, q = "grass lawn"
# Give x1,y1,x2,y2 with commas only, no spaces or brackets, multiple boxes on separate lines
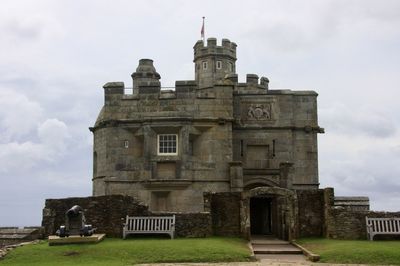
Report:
0,237,253,266
297,238,400,265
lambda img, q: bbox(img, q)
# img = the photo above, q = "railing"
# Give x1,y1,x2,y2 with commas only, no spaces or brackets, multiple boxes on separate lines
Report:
366,217,400,240
123,215,175,239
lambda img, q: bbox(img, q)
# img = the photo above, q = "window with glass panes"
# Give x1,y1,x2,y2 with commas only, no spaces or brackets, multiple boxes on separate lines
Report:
158,134,178,155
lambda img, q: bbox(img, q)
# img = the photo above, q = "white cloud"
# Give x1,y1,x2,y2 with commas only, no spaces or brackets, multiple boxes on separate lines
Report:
320,103,397,138
320,126,400,211
0,118,69,173
0,88,43,141
0,87,70,173
38,118,69,147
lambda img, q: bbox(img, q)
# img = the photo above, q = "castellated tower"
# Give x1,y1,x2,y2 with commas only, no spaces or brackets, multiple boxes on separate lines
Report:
194,38,237,88
91,37,326,236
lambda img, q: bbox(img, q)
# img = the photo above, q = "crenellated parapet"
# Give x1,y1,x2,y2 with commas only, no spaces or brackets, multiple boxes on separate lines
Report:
194,38,237,88
193,38,237,61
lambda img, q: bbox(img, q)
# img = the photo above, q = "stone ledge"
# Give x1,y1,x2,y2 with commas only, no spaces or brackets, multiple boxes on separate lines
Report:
291,241,320,262
48,234,106,246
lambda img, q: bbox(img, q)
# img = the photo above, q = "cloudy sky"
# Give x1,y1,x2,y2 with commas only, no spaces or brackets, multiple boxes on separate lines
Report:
1,0,399,226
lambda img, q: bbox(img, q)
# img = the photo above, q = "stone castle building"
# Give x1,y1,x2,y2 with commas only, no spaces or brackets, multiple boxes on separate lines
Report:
90,37,325,237
44,37,399,241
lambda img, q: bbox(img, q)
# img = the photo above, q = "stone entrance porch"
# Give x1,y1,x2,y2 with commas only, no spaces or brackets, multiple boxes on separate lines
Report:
242,187,298,241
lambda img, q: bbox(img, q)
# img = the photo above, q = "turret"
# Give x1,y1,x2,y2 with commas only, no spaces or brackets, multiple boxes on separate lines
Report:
194,38,237,88
131,59,161,94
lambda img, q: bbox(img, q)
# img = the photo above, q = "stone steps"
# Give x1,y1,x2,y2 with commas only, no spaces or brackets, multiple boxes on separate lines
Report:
252,244,303,254
250,235,305,261
251,239,289,245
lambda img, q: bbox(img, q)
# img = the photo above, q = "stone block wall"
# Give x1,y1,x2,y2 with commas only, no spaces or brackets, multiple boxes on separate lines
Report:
324,188,400,239
42,195,150,237
43,190,399,240
204,192,241,236
296,189,324,237
326,208,400,239
165,212,212,238
42,195,212,238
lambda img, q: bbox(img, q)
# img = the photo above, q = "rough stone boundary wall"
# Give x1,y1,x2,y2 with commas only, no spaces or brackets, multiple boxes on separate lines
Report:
42,191,400,240
157,212,212,237
42,195,211,238
324,188,400,239
326,208,400,239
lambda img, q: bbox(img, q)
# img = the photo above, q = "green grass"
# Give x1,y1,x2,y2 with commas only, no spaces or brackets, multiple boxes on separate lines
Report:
297,238,400,265
0,237,253,266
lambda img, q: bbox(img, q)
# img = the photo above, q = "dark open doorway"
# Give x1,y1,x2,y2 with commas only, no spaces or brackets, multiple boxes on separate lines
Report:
250,197,273,235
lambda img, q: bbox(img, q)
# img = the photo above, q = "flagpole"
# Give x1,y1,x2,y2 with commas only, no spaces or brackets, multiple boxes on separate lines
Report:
201,16,205,42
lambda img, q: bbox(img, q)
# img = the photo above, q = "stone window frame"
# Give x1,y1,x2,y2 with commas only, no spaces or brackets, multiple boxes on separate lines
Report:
216,60,222,69
228,62,233,72
157,134,178,155
202,61,208,70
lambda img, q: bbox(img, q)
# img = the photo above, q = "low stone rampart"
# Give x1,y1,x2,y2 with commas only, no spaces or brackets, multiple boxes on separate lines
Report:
42,195,211,238
42,191,399,240
324,188,400,239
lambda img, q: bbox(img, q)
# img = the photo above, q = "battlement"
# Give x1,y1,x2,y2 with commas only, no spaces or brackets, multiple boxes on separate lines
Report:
194,38,237,61
225,74,269,94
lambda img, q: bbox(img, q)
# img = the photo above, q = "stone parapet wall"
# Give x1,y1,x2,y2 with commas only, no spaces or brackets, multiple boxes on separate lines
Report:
324,187,400,239
334,196,370,211
42,195,211,238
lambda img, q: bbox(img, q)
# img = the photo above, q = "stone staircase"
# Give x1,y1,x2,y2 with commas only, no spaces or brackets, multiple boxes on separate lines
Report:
251,235,306,262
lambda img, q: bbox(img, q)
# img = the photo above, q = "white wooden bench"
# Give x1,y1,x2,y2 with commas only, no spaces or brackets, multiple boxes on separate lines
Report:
123,215,175,239
366,217,400,240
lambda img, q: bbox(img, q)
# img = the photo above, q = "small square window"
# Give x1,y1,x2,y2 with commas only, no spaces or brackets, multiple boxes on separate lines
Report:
202,61,208,70
216,61,222,69
124,140,129,149
158,134,178,155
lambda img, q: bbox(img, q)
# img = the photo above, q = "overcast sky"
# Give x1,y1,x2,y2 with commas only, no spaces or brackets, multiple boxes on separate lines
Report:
1,0,399,226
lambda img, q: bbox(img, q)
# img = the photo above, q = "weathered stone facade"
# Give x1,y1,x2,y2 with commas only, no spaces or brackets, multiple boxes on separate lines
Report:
40,37,395,241
90,37,324,217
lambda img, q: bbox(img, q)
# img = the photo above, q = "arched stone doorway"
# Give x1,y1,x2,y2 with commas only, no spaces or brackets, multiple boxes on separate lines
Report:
241,186,298,241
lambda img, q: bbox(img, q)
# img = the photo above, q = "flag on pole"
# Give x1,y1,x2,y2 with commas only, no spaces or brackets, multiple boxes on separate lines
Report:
201,17,205,41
